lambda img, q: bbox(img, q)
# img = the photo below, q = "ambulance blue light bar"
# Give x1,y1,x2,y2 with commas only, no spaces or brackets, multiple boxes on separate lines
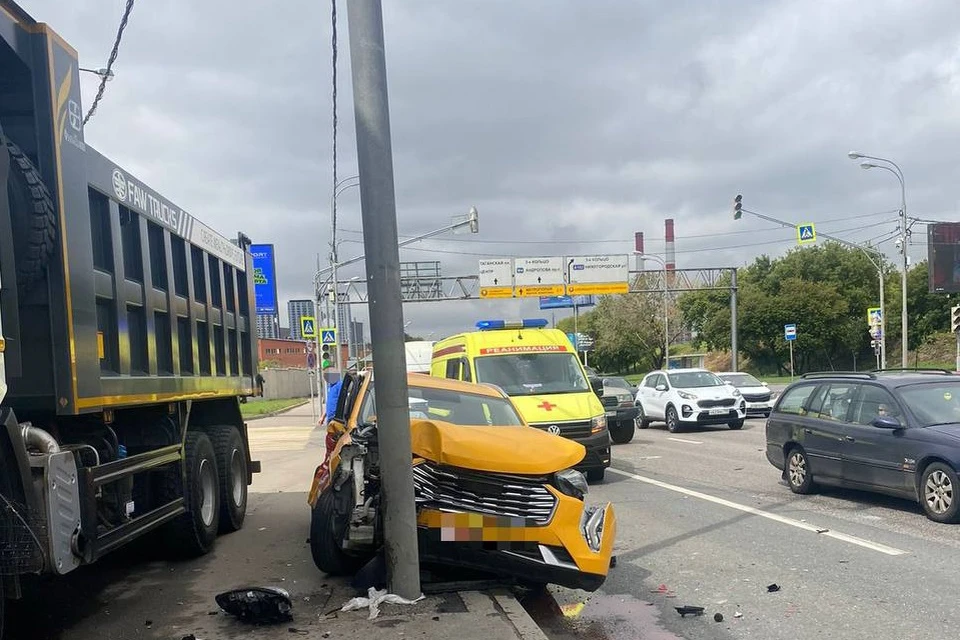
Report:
476,319,549,330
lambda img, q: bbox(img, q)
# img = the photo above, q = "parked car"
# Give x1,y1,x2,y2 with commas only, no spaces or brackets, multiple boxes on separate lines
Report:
598,378,640,444
766,370,960,523
716,371,775,417
635,368,746,432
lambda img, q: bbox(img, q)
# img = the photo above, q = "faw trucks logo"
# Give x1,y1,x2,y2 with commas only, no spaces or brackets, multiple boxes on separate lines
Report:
112,169,127,200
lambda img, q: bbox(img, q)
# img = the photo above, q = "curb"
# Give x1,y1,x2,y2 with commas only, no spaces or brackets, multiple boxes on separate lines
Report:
489,592,550,640
242,399,311,422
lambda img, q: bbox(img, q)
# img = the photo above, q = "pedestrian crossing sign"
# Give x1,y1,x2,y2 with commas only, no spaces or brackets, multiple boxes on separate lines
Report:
301,316,316,339
320,328,337,345
797,223,816,244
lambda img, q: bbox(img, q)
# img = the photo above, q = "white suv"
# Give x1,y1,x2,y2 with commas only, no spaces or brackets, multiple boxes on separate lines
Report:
635,368,746,432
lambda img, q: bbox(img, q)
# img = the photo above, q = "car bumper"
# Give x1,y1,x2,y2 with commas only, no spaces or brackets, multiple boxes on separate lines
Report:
605,406,639,425
416,497,616,592
571,430,611,470
676,404,746,425
744,401,773,416
766,443,785,470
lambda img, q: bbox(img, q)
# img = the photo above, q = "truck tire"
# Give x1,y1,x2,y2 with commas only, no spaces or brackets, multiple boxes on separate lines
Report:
610,421,635,444
310,489,363,576
211,425,248,534
4,138,57,295
161,431,221,557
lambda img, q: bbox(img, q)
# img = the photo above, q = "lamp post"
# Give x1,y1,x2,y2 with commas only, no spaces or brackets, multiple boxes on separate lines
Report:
848,152,909,368
636,253,670,369
79,67,114,81
330,176,360,372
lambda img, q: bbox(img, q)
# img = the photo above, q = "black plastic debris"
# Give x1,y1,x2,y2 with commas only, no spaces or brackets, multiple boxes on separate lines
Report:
351,552,387,593
767,583,781,593
610,555,618,568
181,635,196,640
675,605,705,617
714,613,723,622
216,586,293,624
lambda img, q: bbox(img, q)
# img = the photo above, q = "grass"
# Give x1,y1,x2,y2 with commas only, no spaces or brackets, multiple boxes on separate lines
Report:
240,397,308,418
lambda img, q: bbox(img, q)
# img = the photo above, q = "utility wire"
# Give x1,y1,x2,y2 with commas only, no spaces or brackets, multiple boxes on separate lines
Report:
83,0,135,125
330,0,339,259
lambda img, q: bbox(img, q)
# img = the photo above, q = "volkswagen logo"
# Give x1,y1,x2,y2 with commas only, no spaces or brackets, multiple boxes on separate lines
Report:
547,425,561,435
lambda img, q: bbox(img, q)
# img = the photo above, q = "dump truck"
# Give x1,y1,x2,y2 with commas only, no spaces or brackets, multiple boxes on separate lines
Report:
0,2,260,632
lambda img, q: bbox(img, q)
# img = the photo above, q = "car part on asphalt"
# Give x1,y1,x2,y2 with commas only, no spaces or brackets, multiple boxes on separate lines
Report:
215,586,293,623
675,605,705,617
767,583,781,592
714,612,724,622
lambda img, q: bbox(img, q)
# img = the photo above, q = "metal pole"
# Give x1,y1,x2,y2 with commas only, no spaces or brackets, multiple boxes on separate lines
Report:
663,265,669,369
730,268,739,372
346,0,420,599
878,266,886,369
900,208,909,368
955,331,959,373
789,339,794,382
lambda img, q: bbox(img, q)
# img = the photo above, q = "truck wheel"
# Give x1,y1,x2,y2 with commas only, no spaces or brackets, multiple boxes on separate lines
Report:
610,421,635,444
310,489,363,575
211,425,248,534
4,138,57,295
586,468,605,482
161,431,221,557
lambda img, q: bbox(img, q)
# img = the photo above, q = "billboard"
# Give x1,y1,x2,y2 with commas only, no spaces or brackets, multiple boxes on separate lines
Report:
928,223,960,293
250,244,279,313
539,295,596,310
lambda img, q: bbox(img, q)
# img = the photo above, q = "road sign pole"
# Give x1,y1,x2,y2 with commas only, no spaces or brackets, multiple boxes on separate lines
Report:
346,0,420,599
789,339,794,381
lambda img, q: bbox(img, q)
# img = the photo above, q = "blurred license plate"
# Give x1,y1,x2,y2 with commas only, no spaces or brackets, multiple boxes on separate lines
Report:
605,411,616,417
709,408,728,415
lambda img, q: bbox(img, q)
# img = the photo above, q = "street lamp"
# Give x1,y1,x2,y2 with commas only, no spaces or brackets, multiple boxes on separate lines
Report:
637,253,670,369
849,152,910,368
80,67,114,81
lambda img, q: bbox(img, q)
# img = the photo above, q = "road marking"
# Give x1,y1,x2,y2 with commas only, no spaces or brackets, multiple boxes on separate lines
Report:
637,456,662,460
608,468,908,556
248,425,318,452
667,437,703,445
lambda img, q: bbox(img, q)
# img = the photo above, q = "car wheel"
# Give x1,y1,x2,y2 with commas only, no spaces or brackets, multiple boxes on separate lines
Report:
728,419,744,430
635,404,651,429
920,462,960,524
786,446,814,494
665,406,681,433
587,468,605,483
610,420,635,445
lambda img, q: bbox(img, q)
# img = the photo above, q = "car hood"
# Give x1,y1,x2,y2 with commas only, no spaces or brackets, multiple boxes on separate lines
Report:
510,392,602,423
410,420,586,474
924,424,960,441
677,386,736,400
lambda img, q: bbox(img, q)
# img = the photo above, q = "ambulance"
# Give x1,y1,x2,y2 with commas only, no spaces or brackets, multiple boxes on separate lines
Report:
430,319,611,481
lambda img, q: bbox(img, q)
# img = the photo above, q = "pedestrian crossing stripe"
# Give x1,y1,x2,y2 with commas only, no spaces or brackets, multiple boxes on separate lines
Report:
797,223,816,244
247,425,319,452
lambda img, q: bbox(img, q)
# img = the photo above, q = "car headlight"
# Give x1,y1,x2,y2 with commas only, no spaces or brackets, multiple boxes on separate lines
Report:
677,390,697,400
555,468,589,500
731,388,742,397
591,415,607,433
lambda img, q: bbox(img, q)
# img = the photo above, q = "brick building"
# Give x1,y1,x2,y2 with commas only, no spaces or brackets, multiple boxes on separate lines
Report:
257,338,352,370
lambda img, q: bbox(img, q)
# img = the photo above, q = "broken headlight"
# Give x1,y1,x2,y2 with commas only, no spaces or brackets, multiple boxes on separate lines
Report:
579,504,605,552
555,468,589,500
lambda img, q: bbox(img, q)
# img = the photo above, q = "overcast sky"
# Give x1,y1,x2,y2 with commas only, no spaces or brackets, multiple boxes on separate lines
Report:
20,0,960,340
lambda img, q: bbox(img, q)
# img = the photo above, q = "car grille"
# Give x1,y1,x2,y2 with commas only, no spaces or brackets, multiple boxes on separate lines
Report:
412,463,557,525
601,396,619,409
697,398,736,408
743,392,771,403
529,420,593,438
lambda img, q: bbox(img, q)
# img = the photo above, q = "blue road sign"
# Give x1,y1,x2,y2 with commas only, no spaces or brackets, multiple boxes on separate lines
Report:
784,324,797,341
321,329,337,345
797,224,816,244
539,295,596,310
566,332,578,349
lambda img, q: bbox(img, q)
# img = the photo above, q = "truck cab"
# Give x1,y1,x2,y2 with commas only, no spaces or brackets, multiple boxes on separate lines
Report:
430,319,611,481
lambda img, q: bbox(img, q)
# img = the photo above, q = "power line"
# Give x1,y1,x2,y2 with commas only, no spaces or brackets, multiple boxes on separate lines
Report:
83,0,136,125
330,0,339,256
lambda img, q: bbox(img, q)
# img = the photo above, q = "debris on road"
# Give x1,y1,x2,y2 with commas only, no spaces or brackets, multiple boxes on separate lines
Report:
610,555,618,568
734,611,743,619
675,605,705,617
714,612,724,622
767,583,781,593
341,586,425,620
816,528,829,534
216,586,293,624
181,635,197,640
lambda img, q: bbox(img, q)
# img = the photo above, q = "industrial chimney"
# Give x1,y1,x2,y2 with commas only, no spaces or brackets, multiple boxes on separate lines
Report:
634,231,645,271
665,219,676,271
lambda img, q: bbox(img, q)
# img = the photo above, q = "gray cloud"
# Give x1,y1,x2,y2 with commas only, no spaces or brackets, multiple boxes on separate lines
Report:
19,0,960,340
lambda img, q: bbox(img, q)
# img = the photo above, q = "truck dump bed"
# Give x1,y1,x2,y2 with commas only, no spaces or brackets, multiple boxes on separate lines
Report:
1,3,257,414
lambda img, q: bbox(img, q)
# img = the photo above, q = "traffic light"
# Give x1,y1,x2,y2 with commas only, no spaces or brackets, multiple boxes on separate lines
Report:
321,344,332,369
733,194,743,220
952,305,960,333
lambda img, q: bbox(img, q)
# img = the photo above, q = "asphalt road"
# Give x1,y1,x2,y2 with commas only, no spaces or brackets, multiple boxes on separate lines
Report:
531,416,960,640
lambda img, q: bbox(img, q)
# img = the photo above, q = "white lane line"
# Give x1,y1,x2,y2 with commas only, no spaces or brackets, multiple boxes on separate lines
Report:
667,437,703,445
609,468,908,556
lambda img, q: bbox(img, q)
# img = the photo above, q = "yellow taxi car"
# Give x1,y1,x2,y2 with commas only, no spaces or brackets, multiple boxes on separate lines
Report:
430,319,611,481
307,371,616,592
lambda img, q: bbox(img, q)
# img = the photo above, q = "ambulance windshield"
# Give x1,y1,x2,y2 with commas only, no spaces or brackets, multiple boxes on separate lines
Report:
474,352,590,396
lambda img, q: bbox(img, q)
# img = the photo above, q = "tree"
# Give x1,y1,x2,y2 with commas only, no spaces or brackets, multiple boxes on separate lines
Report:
404,332,424,342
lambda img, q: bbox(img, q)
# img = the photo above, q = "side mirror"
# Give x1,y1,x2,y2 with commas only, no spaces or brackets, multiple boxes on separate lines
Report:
590,377,604,397
871,415,902,430
655,384,668,392
761,381,769,387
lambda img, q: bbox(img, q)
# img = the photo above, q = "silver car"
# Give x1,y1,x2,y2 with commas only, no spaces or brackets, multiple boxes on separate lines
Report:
716,372,775,418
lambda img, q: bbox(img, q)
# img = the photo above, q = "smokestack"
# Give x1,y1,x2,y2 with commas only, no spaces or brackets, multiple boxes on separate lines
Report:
634,232,645,271
664,219,676,271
